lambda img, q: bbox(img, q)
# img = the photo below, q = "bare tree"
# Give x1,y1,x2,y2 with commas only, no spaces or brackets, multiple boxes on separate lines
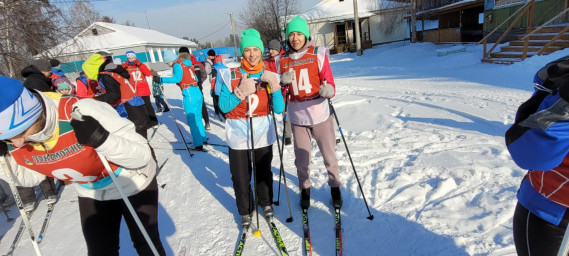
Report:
123,20,135,26
0,0,107,78
101,15,115,23
240,0,300,44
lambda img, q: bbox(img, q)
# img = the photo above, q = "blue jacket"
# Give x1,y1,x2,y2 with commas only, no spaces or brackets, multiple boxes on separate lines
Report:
506,67,569,225
161,59,195,84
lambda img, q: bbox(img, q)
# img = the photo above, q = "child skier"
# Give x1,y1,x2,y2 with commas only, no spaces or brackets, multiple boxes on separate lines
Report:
151,69,169,113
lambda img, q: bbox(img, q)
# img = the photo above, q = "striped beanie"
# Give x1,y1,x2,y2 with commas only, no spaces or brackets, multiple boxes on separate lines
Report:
0,76,42,140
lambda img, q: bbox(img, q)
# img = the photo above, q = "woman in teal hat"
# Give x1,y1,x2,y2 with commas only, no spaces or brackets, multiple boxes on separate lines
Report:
217,28,285,227
279,16,343,210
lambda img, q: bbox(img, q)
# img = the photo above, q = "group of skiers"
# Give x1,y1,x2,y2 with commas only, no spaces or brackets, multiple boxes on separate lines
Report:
0,16,349,255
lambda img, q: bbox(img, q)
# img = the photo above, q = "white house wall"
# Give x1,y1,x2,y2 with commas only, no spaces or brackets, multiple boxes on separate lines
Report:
306,13,408,51
308,22,337,49
368,14,407,44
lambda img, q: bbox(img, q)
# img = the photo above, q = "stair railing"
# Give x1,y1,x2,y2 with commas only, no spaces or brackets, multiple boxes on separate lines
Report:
477,0,535,60
520,6,569,59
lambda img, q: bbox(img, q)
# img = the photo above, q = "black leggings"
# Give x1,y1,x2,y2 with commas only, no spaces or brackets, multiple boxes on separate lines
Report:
229,145,273,215
513,202,569,256
78,178,166,256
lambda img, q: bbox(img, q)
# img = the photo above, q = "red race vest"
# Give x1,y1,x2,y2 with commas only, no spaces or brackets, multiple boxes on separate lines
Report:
225,68,270,119
528,156,569,208
9,95,120,184
279,46,322,102
99,71,138,106
177,60,198,90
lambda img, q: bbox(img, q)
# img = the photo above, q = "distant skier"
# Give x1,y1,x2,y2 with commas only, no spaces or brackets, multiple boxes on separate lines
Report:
150,69,169,113
122,51,159,127
0,76,166,255
217,29,284,226
264,39,292,146
278,16,343,209
178,47,211,130
153,50,208,150
82,52,151,138
506,57,569,256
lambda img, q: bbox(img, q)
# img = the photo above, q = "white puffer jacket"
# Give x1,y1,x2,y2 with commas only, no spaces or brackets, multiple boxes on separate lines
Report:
2,92,156,201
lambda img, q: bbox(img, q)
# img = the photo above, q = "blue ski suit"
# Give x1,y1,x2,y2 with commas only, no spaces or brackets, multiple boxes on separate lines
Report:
161,59,207,147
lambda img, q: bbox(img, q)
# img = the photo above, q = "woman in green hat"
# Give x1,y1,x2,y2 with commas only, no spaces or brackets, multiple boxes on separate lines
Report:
217,28,285,227
279,16,343,210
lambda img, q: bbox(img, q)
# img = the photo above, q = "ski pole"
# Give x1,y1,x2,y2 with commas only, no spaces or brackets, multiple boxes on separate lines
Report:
1,156,42,256
96,153,160,256
158,85,194,158
558,226,569,256
325,81,374,220
70,109,160,255
246,94,262,237
266,85,293,223
274,89,290,206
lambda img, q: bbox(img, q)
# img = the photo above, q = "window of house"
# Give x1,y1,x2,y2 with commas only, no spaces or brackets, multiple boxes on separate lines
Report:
494,0,524,7
92,28,98,35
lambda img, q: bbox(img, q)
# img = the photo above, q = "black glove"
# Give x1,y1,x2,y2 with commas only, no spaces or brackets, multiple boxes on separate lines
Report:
0,141,8,156
70,115,110,148
153,75,161,83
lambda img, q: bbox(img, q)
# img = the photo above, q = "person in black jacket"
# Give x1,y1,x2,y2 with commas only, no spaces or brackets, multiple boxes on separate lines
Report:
82,52,151,138
21,59,55,92
18,59,59,212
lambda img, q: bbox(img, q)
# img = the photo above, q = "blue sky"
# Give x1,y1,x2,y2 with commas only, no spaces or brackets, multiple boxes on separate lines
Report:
90,0,321,43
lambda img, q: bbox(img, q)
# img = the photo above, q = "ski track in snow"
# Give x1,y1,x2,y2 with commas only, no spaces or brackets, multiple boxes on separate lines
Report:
3,42,568,255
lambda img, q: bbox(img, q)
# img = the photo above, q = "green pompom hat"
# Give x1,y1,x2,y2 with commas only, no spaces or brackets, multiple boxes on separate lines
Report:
286,16,310,40
240,28,264,55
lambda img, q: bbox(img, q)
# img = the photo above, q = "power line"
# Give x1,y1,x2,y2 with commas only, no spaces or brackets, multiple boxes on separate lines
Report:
197,21,230,41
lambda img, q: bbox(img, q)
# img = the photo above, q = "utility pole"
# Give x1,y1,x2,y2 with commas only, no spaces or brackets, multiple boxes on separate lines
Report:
144,11,150,29
229,13,239,60
353,0,363,56
411,0,417,43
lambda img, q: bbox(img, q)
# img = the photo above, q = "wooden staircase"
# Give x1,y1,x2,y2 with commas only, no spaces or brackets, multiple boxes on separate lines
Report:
482,24,569,64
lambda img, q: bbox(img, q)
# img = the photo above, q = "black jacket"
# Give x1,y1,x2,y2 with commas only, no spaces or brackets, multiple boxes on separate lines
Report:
21,65,55,92
94,59,130,105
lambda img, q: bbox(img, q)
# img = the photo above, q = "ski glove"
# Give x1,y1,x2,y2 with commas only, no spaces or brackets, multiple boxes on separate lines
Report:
260,71,281,93
319,82,335,98
71,115,110,149
153,75,161,84
280,69,295,85
0,141,7,156
234,77,256,100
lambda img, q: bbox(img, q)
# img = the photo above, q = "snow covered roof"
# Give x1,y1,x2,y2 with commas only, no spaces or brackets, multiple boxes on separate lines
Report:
300,0,407,23
46,22,197,57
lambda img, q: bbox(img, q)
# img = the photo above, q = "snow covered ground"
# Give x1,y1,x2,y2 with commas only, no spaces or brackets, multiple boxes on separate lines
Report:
1,41,568,255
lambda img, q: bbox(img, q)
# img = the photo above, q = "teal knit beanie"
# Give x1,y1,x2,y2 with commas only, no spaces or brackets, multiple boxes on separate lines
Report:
286,16,310,40
240,28,264,55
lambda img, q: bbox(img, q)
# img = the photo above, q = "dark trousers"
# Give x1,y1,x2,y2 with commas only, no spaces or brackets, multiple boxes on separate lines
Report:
124,102,150,138
142,96,159,125
197,83,209,125
153,95,168,111
17,177,57,205
212,95,225,121
78,178,165,256
229,145,273,215
513,202,569,256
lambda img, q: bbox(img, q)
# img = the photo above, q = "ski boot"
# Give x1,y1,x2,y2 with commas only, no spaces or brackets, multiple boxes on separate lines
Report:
331,187,342,209
300,188,310,209
262,205,274,219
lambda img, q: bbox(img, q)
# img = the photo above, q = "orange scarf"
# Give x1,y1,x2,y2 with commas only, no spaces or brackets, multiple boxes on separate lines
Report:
241,59,264,75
